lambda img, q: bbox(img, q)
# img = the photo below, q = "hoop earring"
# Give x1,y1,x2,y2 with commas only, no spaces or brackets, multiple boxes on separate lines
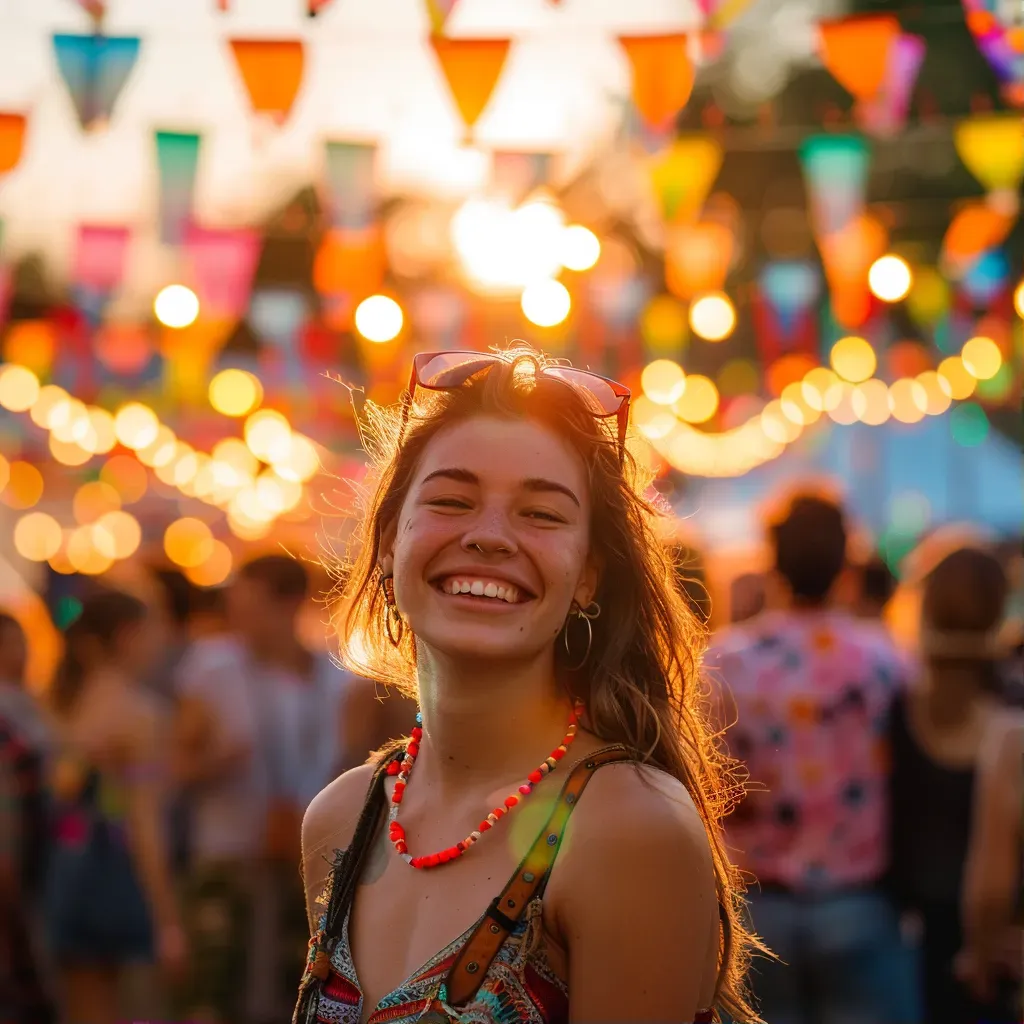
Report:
380,574,404,647
562,600,600,671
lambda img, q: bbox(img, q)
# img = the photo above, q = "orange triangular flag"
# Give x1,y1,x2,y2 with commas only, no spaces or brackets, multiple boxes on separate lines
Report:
430,37,511,133
229,39,306,121
0,114,27,174
619,34,695,133
819,15,900,101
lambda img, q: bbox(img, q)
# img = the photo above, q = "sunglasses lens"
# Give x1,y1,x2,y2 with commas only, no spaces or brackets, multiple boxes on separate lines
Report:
544,367,625,414
417,353,498,389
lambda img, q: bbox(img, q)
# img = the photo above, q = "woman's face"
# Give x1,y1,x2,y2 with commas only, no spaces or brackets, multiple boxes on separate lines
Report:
388,414,598,665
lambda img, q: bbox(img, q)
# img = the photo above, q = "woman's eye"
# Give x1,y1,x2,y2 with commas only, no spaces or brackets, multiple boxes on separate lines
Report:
428,498,471,510
525,510,564,523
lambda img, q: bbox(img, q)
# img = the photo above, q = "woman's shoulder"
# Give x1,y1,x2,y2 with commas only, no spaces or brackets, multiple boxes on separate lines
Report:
302,761,383,864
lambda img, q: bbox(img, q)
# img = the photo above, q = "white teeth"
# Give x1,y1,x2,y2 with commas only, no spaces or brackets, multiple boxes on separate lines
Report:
442,579,522,602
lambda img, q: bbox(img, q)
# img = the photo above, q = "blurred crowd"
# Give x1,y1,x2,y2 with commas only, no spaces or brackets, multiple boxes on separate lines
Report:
0,492,1021,1024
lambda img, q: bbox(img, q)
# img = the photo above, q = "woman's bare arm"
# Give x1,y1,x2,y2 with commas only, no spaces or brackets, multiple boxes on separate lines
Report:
555,765,719,1024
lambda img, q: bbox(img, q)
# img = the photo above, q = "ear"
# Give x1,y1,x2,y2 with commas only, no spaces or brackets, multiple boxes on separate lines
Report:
573,551,603,609
378,516,398,577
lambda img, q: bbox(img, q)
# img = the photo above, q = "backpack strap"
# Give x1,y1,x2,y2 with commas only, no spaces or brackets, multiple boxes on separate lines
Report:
445,744,632,1006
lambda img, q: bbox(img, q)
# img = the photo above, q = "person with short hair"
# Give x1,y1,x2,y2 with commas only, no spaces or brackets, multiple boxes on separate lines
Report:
707,491,915,1024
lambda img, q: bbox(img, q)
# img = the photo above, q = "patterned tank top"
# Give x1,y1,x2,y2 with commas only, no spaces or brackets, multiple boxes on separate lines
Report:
295,745,717,1024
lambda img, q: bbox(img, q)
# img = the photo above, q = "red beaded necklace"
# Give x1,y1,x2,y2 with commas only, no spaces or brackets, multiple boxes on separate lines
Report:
386,701,584,869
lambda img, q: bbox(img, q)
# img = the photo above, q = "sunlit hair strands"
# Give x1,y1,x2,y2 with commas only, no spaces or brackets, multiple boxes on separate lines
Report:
328,345,764,1023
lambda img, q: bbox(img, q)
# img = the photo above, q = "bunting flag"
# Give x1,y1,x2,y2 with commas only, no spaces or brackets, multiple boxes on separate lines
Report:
698,0,756,30
313,227,386,304
72,225,130,294
490,150,550,203
941,202,1015,276
664,221,732,299
758,261,821,351
799,134,869,236
155,131,201,246
52,33,142,130
0,266,11,333
0,114,27,174
323,141,378,230
618,35,695,134
648,135,722,224
183,224,261,320
425,0,459,35
953,114,1024,194
250,288,310,388
818,15,900,100
818,213,887,328
229,39,306,122
308,0,334,14
73,1,105,21
429,37,511,134
962,0,1024,107
856,34,925,138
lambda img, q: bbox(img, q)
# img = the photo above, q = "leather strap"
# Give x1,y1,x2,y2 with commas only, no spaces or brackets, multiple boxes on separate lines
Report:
445,744,632,1005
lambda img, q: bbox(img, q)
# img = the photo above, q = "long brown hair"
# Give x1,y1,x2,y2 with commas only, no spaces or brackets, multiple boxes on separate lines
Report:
331,348,762,1021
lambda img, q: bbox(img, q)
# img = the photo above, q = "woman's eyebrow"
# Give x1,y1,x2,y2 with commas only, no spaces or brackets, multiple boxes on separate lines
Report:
419,468,580,508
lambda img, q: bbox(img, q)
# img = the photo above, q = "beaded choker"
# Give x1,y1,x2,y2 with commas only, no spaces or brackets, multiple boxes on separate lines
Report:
386,701,584,869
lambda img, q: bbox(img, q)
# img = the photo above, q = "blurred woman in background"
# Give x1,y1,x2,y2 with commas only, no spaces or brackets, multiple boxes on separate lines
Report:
888,546,1020,1024
45,590,184,1024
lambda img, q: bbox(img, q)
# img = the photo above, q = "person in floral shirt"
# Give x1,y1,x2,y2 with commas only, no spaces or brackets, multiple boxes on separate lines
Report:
707,492,916,1024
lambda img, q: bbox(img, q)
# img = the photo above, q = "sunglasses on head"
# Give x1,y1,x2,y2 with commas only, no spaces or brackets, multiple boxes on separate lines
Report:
398,350,632,462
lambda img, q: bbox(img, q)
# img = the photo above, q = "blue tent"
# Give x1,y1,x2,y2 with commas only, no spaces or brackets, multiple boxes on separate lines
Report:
674,415,1023,550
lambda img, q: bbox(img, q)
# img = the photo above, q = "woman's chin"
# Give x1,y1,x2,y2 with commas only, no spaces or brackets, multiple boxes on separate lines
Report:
415,624,544,665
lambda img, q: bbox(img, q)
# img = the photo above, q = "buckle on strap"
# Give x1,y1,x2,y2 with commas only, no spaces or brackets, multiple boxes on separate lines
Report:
484,897,519,933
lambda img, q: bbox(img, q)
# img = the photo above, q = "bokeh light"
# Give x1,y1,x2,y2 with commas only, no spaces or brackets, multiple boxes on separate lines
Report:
761,400,803,443
975,362,1013,403
915,371,953,416
1,462,43,509
164,518,215,569
1014,279,1024,319
888,378,928,424
66,526,114,575
154,284,200,329
521,280,571,327
0,365,40,412
185,539,234,587
950,402,989,446
937,356,977,400
673,375,719,424
114,402,160,450
137,426,178,468
826,382,858,425
49,434,92,467
355,295,404,343
960,335,1002,380
100,455,149,504
631,396,677,440
641,360,686,406
830,336,877,383
868,254,912,302
245,409,292,463
14,512,62,562
851,379,891,425
92,510,142,560
209,369,263,417
270,433,320,483
559,226,601,272
29,385,70,429
780,382,821,426
802,367,841,411
640,295,688,353
83,408,118,454
73,481,122,524
689,292,736,342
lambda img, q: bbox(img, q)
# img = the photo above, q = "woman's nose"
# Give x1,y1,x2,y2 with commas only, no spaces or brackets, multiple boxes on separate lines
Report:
461,511,517,556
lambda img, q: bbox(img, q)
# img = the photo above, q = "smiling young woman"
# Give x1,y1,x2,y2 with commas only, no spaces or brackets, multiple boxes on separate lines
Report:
295,348,761,1024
